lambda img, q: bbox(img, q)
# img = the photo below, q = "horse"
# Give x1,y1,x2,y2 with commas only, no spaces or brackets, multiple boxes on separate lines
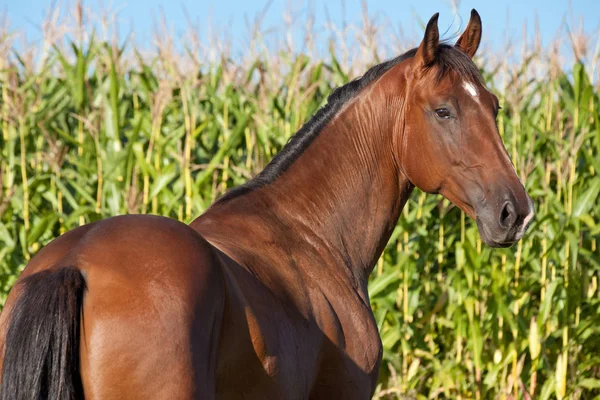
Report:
0,9,534,400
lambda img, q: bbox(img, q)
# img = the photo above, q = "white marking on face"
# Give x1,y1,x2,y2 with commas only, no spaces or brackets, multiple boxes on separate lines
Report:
463,81,478,98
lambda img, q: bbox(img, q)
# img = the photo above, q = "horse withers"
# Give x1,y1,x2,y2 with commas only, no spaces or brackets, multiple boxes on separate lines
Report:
0,10,533,400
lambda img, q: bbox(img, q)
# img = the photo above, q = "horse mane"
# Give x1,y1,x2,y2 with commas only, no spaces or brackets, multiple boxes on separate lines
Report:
216,44,483,204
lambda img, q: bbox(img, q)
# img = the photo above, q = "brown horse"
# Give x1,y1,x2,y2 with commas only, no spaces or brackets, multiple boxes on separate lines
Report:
0,10,533,400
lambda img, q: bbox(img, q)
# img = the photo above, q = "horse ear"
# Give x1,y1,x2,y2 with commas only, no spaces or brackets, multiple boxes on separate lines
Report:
455,9,482,59
415,13,440,68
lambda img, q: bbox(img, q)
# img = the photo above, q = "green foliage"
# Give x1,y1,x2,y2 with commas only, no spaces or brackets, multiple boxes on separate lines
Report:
1,24,599,400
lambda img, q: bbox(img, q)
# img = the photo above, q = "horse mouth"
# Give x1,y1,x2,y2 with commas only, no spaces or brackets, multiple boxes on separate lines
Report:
475,217,517,248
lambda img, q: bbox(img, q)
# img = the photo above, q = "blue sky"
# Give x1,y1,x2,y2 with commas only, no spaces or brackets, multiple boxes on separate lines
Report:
4,0,599,53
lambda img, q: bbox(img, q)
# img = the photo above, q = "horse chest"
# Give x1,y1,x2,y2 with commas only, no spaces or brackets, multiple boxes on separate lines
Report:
216,291,322,399
215,256,382,398
310,297,383,398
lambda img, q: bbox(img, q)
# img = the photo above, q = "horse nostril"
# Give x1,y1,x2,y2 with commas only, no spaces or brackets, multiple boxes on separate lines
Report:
499,201,516,229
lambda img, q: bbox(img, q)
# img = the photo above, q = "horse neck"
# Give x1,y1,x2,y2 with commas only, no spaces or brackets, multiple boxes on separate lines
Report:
240,81,413,288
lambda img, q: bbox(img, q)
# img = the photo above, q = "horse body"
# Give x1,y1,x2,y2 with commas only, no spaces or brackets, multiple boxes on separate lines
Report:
0,10,535,399
0,202,387,399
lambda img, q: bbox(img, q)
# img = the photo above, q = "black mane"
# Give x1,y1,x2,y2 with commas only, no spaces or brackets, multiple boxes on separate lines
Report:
216,44,482,204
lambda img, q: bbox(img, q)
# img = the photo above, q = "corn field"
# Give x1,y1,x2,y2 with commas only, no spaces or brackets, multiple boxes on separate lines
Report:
0,4,599,399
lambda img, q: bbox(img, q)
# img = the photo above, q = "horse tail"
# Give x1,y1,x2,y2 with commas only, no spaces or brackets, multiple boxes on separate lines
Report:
0,267,86,400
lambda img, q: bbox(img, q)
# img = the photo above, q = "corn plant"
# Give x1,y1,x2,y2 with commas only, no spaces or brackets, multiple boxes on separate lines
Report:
0,5,599,399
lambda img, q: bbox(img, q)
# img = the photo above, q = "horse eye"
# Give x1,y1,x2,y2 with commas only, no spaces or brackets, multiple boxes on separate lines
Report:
435,108,452,119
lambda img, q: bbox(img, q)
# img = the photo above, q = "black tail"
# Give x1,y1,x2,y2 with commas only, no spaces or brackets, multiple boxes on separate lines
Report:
0,267,86,400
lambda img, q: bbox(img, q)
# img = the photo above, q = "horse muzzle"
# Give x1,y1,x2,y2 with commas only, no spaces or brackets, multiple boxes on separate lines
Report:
475,191,535,248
